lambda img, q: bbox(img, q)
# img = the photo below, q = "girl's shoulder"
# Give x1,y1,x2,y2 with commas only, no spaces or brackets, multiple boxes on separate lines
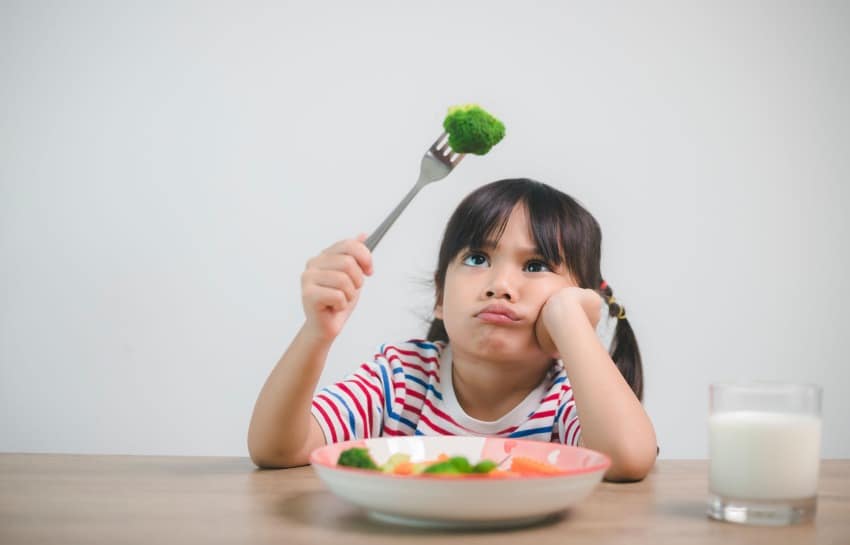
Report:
376,339,445,364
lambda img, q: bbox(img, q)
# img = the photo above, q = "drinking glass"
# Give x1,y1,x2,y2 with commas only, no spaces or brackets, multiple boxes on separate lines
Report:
708,382,822,525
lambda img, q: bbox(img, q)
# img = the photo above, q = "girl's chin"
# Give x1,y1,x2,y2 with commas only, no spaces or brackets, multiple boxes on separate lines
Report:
457,336,548,362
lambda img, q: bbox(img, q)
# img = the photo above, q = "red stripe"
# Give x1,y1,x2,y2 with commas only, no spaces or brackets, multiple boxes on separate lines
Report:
424,398,468,431
386,355,440,383
541,392,559,404
406,390,425,402
561,403,574,425
337,383,368,438
350,380,374,438
382,426,406,436
383,345,439,364
352,372,384,404
565,418,580,445
528,409,556,420
311,399,338,443
402,402,421,414
495,424,519,435
358,362,383,384
316,394,350,441
363,364,392,393
418,412,455,435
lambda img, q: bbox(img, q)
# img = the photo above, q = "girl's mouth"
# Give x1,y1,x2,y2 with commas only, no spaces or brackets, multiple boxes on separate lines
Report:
477,312,519,324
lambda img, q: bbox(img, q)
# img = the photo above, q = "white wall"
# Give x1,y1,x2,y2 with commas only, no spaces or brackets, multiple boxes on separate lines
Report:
2,1,848,458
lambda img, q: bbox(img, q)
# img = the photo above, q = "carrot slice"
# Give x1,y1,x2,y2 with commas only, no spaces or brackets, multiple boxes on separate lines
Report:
509,456,566,475
392,461,415,475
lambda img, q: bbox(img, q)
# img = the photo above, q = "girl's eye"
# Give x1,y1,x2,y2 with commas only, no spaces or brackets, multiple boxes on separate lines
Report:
461,253,489,267
525,260,551,273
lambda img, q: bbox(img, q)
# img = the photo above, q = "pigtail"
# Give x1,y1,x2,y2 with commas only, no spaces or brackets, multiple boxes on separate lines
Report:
599,280,644,401
427,318,448,343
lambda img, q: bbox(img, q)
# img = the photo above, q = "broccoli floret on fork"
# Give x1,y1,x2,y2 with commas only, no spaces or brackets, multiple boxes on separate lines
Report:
442,104,505,155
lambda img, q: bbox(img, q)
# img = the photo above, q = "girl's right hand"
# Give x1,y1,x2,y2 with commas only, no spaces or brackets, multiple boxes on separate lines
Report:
300,234,373,342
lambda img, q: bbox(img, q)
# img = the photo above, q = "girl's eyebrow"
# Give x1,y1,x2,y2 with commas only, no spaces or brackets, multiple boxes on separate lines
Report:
478,240,544,256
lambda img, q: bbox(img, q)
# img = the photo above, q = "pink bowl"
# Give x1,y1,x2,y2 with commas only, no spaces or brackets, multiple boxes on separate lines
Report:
309,436,611,528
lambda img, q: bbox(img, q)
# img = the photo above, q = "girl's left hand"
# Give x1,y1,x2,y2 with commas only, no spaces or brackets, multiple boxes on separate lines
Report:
535,287,603,357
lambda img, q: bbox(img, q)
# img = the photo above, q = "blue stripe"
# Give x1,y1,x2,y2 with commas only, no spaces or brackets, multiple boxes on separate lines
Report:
326,389,356,434
553,376,566,385
411,340,438,351
509,426,552,438
378,365,417,431
555,402,567,422
415,429,425,436
405,374,443,400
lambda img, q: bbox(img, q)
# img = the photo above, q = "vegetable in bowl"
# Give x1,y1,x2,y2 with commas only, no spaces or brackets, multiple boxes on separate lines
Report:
335,446,564,477
336,447,379,470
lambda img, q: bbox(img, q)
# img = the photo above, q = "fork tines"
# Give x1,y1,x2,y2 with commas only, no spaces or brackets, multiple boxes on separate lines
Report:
430,132,465,167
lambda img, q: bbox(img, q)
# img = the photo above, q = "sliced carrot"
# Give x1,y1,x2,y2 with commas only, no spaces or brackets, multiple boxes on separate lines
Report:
392,461,415,475
509,456,566,475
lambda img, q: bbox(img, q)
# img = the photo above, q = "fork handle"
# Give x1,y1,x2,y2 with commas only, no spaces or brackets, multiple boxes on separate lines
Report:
365,179,426,251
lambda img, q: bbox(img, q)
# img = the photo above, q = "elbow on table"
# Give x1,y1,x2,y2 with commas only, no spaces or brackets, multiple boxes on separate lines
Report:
247,436,309,470
249,447,309,470
603,444,657,482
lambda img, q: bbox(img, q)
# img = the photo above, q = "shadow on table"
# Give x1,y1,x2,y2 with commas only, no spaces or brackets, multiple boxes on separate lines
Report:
275,489,568,535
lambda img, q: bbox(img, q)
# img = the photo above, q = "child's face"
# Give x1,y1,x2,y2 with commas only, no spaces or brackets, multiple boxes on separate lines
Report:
434,204,577,364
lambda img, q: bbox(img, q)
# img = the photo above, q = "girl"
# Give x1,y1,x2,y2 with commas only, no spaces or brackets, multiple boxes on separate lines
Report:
248,179,657,481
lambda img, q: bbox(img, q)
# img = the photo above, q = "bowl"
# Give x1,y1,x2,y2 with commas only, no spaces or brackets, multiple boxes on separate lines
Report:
309,435,610,529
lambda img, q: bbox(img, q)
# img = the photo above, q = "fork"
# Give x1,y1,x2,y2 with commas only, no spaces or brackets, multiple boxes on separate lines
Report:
364,132,465,251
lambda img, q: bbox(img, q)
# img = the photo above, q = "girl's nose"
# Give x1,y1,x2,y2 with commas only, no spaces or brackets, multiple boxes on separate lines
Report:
485,270,516,300
485,289,512,300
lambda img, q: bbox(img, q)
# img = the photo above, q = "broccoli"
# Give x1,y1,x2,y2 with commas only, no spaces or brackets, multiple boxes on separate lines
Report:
442,104,505,155
471,459,498,473
337,447,379,470
337,448,499,476
423,456,473,475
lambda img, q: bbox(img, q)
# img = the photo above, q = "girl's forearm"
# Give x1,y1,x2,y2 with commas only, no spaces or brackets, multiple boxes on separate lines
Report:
551,306,657,481
248,324,332,467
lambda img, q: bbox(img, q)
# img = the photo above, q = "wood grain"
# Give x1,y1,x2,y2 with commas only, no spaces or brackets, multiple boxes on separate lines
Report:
1,455,847,544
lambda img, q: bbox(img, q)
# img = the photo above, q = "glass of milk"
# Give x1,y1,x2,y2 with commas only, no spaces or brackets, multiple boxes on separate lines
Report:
708,382,822,525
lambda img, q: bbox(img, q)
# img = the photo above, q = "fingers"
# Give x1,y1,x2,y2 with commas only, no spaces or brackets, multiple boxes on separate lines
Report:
302,283,349,312
306,254,366,290
301,235,374,310
320,235,373,277
302,269,358,304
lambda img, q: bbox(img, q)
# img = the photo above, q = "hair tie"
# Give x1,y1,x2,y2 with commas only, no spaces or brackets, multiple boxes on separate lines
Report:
606,295,627,320
600,280,608,291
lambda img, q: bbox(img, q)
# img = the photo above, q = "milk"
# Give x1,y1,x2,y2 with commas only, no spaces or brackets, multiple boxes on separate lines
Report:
709,411,821,499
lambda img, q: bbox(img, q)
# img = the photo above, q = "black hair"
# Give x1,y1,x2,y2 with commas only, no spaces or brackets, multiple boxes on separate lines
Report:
426,178,644,400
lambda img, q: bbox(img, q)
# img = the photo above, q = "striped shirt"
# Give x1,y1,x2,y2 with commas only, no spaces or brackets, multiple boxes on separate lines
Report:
310,340,585,445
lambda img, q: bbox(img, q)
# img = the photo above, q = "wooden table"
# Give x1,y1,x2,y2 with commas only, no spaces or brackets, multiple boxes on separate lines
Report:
0,455,847,544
